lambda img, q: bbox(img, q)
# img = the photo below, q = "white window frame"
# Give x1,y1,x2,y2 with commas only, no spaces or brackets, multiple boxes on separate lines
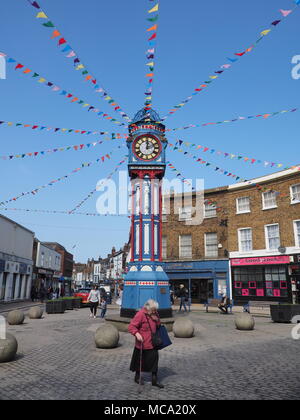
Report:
290,184,300,205
236,197,251,214
262,191,277,210
205,233,218,258
294,220,300,248
178,207,192,221
238,228,253,253
264,223,280,251
204,202,217,219
179,235,192,259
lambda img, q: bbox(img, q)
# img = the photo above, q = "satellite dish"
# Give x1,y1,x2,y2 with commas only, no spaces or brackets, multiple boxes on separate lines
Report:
278,246,286,254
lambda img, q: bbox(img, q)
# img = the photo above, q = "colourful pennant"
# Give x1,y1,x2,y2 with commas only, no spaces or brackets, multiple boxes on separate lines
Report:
26,0,131,123
161,3,299,121
4,53,126,126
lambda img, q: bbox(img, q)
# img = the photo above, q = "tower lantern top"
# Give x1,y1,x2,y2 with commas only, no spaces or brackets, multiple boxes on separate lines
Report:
129,108,165,135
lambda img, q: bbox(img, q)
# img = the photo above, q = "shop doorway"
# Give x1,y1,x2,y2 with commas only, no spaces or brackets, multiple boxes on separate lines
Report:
191,279,214,303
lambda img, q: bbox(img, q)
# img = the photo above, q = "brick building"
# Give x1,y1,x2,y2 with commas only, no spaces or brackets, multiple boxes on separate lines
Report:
162,167,300,304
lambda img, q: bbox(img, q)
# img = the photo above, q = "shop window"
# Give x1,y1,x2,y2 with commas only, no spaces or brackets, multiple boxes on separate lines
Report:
249,281,257,289
236,197,250,214
257,289,264,297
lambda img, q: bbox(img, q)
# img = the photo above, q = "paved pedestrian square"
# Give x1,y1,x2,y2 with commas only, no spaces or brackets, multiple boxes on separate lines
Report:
0,305,299,400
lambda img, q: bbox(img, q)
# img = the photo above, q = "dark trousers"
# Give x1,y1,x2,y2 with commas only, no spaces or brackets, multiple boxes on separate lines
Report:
218,304,228,314
90,301,98,316
101,309,106,318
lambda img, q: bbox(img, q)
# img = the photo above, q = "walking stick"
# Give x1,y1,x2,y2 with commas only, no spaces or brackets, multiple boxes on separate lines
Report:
138,342,143,394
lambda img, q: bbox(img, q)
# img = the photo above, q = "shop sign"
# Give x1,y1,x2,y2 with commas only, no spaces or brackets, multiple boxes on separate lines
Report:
231,256,291,266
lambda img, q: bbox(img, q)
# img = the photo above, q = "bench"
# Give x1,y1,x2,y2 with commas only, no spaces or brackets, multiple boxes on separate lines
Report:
204,298,233,314
243,301,279,313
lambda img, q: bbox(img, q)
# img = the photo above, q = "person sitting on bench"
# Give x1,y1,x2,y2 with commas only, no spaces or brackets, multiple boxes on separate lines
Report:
218,294,230,314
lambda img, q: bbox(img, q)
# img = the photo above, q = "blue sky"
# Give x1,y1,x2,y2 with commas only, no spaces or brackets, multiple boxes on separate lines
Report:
0,0,299,262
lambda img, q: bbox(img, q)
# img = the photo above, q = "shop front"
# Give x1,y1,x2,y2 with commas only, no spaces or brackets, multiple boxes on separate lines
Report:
164,260,230,304
231,255,292,303
289,254,300,304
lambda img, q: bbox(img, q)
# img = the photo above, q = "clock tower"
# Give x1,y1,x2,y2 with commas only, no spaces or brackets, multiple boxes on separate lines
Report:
120,108,172,318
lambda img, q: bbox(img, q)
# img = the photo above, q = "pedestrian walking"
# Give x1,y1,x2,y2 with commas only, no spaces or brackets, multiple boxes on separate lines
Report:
128,299,164,389
100,297,107,318
177,284,188,312
87,285,100,319
30,285,37,302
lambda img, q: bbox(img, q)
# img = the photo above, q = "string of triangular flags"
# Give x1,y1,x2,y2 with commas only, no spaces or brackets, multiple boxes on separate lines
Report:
0,145,125,207
166,107,298,132
169,139,290,170
169,144,300,197
69,157,128,214
1,53,126,127
26,0,131,123
144,1,160,110
0,208,131,218
161,1,300,121
0,136,124,161
0,119,126,138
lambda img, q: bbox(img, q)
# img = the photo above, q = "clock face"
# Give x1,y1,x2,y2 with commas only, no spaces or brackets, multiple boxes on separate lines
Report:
133,135,161,161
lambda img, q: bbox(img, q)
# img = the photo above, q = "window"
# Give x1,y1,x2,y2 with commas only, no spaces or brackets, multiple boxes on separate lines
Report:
262,191,277,210
162,206,167,222
204,202,217,218
179,235,192,258
265,224,280,250
294,220,300,247
291,184,300,204
41,252,44,267
236,197,250,214
162,236,167,259
179,207,192,221
205,233,218,258
238,228,253,252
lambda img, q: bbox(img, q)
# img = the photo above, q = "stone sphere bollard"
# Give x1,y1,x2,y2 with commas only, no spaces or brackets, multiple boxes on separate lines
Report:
173,318,194,338
7,310,25,326
95,324,119,349
235,313,255,331
0,333,18,363
28,307,44,319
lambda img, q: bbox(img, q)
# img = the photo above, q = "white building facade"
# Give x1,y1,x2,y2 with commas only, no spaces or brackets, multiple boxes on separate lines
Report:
33,241,61,290
0,215,34,302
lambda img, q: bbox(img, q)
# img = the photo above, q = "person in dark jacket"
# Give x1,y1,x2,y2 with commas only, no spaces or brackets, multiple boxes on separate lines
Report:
128,299,164,388
218,294,231,314
177,284,188,312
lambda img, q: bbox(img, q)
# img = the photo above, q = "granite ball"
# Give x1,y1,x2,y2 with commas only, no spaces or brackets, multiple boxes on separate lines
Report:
28,307,43,319
173,318,194,338
0,333,18,363
7,310,25,326
235,313,255,331
95,324,119,349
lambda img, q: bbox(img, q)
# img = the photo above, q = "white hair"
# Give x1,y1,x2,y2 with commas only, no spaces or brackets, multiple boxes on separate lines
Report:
144,299,159,311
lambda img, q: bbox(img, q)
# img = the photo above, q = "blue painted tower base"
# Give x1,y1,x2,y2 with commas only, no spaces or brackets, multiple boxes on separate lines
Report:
120,263,173,318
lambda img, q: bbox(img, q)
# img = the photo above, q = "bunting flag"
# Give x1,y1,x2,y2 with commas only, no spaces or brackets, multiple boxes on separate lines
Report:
161,2,300,121
0,145,125,207
3,53,126,126
0,135,124,161
26,0,131,123
144,2,160,110
69,157,128,213
1,208,131,218
168,136,291,171
0,119,127,138
166,107,298,132
169,143,300,196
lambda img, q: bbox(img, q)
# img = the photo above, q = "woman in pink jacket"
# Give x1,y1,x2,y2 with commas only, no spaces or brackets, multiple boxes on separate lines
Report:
128,299,164,388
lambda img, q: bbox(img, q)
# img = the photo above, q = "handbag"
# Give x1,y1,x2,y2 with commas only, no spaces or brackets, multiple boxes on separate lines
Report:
145,315,163,350
156,325,172,350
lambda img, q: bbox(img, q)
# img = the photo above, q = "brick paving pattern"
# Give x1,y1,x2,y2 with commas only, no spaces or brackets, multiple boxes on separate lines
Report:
0,306,299,400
